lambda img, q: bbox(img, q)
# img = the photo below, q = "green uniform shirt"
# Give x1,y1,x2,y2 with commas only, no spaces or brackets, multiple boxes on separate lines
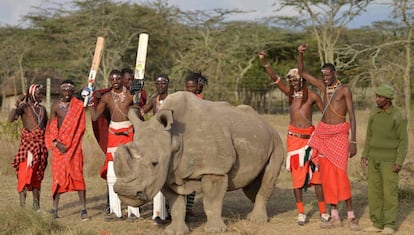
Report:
362,106,408,165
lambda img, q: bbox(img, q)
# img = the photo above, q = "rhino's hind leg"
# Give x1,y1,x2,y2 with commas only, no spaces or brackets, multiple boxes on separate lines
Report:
162,187,190,235
247,138,284,224
242,171,264,203
201,174,228,233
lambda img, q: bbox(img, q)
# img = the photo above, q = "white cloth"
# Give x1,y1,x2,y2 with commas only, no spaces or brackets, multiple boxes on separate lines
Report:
152,191,167,220
285,145,312,171
107,161,141,218
27,151,33,167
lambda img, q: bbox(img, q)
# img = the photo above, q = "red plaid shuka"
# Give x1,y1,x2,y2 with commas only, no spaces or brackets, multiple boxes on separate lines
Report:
12,128,48,180
45,98,86,196
308,121,350,171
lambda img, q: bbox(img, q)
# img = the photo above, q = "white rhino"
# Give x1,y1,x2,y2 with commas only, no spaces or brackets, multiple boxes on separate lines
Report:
113,91,284,235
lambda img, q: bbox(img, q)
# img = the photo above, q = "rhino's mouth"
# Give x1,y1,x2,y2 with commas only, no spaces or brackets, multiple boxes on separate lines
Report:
118,194,148,207
114,182,150,206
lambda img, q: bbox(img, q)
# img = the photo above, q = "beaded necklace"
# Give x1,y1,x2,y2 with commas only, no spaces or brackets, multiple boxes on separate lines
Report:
112,87,127,103
326,80,341,99
28,102,43,126
59,101,70,110
292,91,303,98
325,80,346,119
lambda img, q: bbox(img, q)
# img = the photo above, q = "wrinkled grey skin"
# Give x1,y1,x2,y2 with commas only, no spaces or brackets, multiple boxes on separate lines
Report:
114,91,284,235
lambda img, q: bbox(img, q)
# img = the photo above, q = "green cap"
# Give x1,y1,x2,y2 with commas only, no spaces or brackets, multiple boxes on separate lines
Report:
375,84,394,99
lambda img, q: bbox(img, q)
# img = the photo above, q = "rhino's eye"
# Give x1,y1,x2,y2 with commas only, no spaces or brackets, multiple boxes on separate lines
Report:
151,161,158,167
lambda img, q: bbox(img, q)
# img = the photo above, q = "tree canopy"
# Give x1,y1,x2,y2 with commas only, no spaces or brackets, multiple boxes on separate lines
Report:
0,0,412,121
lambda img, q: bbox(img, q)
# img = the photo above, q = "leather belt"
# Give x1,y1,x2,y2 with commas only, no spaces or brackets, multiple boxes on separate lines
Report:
287,131,311,139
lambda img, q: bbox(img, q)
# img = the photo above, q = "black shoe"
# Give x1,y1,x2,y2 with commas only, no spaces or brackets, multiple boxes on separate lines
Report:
50,209,59,219
33,200,40,211
81,209,90,221
104,213,124,222
185,211,194,222
103,204,111,215
127,214,139,223
153,216,167,225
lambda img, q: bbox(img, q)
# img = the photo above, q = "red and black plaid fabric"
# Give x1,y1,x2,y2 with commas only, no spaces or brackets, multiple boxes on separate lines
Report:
45,98,86,195
12,128,48,180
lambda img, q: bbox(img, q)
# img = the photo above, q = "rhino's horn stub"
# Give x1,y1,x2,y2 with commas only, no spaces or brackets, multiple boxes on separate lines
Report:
156,109,173,130
128,108,143,130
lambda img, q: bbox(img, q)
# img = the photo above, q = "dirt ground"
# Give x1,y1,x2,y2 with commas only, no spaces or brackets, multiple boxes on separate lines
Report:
2,168,414,235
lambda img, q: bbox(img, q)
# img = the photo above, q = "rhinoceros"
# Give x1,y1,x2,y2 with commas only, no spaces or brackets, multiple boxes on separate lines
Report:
113,91,284,235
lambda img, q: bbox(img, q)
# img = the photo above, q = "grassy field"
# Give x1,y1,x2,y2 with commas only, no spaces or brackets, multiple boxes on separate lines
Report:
0,110,413,235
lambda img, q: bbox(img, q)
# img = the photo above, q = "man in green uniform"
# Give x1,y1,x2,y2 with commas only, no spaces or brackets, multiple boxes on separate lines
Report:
361,84,408,235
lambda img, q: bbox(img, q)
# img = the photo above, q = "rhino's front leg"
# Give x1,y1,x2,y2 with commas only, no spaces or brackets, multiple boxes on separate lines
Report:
162,187,189,235
201,174,228,233
247,150,281,224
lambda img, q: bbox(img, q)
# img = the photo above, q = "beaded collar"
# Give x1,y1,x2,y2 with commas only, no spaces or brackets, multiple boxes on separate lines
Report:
326,80,341,98
292,91,303,99
112,87,127,103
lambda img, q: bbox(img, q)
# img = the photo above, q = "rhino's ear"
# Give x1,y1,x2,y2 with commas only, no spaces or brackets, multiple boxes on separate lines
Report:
156,109,173,130
128,108,143,130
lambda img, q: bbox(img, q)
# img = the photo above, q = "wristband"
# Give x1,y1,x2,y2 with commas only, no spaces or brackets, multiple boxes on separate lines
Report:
271,77,281,85
264,64,270,68
350,141,357,144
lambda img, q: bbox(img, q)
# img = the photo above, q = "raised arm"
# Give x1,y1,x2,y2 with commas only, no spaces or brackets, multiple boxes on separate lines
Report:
258,51,290,96
139,97,155,116
8,95,26,122
297,44,325,91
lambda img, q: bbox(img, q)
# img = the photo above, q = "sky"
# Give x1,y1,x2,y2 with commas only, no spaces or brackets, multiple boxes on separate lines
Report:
0,0,393,28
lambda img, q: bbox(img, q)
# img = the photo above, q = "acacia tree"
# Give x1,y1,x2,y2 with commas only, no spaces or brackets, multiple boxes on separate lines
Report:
391,0,414,133
23,0,182,91
277,0,374,67
168,7,296,105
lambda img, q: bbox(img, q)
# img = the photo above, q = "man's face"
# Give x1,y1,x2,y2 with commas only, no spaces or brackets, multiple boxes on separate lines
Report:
321,69,336,86
155,78,169,94
287,76,302,92
60,85,74,102
110,73,123,89
197,78,206,94
376,95,390,109
122,73,134,90
33,87,44,103
185,80,197,94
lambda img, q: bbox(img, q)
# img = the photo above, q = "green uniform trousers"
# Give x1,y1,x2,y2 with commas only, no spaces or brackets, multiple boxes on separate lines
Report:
368,160,399,230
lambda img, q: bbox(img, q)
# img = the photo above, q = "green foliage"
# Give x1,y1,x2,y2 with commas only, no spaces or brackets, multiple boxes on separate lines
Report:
0,120,22,140
0,206,96,235
0,0,412,114
0,206,63,235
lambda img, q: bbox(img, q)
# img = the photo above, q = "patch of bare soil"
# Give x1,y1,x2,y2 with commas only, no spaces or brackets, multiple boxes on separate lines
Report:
2,169,414,235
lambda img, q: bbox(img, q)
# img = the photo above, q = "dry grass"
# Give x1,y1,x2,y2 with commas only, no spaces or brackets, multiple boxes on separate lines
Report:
0,110,413,235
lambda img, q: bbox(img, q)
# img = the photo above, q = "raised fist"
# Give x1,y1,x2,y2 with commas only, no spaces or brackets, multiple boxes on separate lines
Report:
258,50,266,60
81,87,93,104
130,79,144,95
298,43,308,53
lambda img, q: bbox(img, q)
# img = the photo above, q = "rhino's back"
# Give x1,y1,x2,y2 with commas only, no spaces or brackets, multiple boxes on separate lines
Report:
163,92,278,189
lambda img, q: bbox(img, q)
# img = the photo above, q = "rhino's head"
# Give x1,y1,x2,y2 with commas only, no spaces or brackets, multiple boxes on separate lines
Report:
113,108,180,207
